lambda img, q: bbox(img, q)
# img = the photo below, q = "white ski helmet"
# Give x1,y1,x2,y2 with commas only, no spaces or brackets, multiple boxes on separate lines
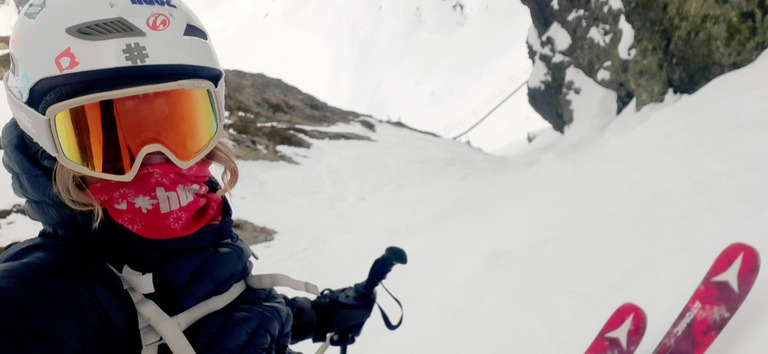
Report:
3,0,227,180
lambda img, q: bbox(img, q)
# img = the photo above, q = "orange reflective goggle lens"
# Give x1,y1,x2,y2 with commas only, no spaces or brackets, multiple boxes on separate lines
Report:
49,81,220,178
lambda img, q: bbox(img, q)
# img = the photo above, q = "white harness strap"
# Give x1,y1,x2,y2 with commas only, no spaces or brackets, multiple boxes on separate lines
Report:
128,287,196,354
247,274,321,296
137,281,248,354
111,265,321,354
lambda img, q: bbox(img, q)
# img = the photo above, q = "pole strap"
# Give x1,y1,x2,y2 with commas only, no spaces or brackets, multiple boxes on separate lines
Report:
376,282,404,330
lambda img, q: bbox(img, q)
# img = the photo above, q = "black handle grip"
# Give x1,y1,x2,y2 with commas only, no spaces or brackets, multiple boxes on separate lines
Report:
331,247,407,349
358,247,407,295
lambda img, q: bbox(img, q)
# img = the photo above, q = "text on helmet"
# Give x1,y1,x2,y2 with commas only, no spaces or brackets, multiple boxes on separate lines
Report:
130,0,177,8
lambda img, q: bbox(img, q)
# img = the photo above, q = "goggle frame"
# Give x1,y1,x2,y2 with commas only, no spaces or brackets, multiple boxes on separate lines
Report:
43,79,225,181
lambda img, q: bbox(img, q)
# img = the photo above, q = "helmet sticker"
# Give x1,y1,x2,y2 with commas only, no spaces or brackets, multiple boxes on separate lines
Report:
130,0,178,9
147,13,171,31
7,72,31,101
123,42,150,64
11,29,22,49
23,0,47,20
55,47,81,73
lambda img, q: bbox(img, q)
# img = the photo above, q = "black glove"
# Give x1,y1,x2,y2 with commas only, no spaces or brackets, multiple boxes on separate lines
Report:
289,283,375,344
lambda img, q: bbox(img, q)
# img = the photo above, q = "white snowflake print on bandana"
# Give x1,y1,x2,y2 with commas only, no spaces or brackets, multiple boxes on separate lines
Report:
88,161,223,239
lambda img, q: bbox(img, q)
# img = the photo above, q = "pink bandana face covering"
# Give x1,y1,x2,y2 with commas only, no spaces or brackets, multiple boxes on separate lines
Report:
88,161,223,239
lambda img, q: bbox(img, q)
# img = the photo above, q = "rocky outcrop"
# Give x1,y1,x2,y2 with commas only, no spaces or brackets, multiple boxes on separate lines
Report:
223,70,372,164
0,36,9,78
523,0,768,132
0,204,24,219
232,219,276,245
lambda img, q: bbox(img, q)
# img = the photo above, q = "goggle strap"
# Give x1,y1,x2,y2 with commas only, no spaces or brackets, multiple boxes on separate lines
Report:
4,78,60,157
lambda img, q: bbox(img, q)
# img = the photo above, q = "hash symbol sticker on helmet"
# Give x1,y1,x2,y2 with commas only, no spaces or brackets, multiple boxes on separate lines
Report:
147,13,171,31
123,42,150,65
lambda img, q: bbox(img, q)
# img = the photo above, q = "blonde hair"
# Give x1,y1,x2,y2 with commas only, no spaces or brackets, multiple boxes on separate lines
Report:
53,142,239,226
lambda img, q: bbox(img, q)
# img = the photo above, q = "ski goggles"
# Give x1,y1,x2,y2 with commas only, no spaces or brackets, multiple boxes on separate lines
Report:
42,79,224,181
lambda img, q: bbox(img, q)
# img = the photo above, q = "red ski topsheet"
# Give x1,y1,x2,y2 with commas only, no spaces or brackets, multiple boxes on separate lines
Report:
585,303,647,354
653,242,760,354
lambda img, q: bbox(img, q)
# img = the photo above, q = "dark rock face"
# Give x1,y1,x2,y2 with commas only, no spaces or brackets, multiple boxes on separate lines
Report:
232,219,276,245
523,0,768,132
225,70,361,128
223,70,372,164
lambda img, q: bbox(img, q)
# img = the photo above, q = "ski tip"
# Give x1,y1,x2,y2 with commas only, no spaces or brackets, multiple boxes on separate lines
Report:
715,242,761,286
726,242,760,266
616,303,647,325
652,242,761,354
619,302,645,314
585,303,647,354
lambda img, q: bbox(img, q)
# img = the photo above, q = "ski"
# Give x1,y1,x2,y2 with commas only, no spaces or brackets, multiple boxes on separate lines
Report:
585,303,647,354
653,242,760,354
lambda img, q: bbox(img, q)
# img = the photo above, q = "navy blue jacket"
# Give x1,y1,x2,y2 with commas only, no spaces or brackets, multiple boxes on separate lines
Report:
0,120,296,353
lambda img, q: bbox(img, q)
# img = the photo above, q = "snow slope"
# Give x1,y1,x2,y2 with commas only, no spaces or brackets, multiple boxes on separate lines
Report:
1,3,768,353
232,50,768,353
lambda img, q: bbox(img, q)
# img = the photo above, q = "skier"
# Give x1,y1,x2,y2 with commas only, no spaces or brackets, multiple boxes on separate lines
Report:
0,0,375,352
